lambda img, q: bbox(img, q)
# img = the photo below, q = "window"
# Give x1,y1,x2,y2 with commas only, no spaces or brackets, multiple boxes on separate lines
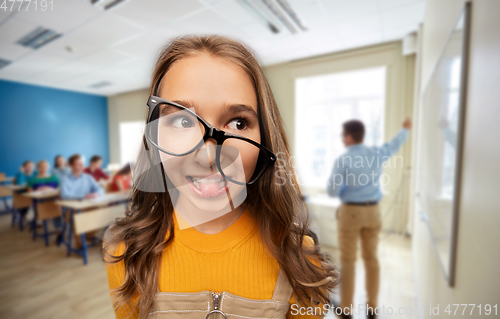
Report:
120,121,145,166
295,66,386,188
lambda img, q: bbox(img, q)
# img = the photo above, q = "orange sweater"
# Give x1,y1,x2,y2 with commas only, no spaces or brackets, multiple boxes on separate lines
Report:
105,208,325,318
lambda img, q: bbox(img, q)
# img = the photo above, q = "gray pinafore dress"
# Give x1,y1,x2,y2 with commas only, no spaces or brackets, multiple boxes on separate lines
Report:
147,268,294,319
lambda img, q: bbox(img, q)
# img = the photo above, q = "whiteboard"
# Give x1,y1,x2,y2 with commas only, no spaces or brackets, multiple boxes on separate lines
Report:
416,2,471,287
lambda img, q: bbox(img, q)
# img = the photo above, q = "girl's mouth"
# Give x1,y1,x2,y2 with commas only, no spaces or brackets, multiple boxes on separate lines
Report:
186,175,230,197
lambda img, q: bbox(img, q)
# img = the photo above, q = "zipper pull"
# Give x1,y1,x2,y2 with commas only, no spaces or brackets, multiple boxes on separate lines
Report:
212,292,221,310
206,292,227,319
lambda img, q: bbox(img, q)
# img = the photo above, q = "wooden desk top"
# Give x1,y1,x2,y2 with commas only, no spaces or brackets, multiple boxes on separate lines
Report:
55,191,130,210
0,177,14,183
4,184,27,191
23,189,60,199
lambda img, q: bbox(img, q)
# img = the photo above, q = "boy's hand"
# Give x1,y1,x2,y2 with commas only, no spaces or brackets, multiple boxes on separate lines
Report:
402,117,412,129
84,193,98,199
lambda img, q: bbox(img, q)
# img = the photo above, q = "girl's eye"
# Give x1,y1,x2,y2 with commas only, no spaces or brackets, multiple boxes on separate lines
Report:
169,116,195,128
226,119,248,131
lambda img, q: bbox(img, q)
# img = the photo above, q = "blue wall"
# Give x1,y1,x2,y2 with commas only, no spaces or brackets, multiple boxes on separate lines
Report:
0,80,109,177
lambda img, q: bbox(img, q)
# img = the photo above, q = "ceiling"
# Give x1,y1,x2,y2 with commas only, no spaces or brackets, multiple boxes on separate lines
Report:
0,0,426,96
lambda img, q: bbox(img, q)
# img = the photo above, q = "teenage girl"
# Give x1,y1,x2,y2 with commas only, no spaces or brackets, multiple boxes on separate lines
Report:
103,35,340,319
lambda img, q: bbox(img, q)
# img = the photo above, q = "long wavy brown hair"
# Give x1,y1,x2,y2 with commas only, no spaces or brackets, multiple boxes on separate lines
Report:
102,34,340,319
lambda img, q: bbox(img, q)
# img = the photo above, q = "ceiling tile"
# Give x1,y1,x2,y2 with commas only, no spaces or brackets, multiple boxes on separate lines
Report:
29,61,94,84
341,31,383,50
382,2,426,30
111,0,205,28
14,0,102,33
36,34,101,60
69,13,143,47
0,50,70,80
110,32,165,61
334,14,381,39
210,0,259,27
287,1,330,29
0,43,32,61
240,21,290,40
380,0,424,9
0,17,38,43
0,11,14,24
172,9,246,39
322,0,380,22
77,48,132,67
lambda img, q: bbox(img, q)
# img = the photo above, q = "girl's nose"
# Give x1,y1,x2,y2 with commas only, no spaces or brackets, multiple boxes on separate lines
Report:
193,139,217,168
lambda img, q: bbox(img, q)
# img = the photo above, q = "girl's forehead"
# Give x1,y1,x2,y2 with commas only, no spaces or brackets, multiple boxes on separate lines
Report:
158,55,258,116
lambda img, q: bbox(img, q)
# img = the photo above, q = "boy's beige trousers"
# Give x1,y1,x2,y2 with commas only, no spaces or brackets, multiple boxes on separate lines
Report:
337,203,382,313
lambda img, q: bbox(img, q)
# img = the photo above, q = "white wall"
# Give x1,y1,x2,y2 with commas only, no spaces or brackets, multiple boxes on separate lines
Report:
412,0,500,317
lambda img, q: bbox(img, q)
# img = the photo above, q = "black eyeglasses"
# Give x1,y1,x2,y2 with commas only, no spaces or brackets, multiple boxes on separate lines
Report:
144,95,277,185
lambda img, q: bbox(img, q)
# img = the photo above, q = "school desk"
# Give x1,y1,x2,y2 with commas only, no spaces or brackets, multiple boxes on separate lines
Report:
23,189,61,246
0,178,15,214
55,191,130,265
2,184,29,230
0,176,14,185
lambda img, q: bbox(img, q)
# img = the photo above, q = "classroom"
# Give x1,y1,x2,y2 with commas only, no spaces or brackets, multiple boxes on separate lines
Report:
0,1,498,319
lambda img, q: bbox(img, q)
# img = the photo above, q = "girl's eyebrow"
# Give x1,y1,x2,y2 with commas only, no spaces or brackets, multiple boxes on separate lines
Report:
172,100,258,119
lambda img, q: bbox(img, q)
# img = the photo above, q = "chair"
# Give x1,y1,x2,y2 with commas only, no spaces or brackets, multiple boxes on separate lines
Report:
13,193,32,231
33,200,62,246
0,186,14,223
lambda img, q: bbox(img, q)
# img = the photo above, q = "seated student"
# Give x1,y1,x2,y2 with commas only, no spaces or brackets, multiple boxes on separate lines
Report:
27,160,62,243
84,155,109,183
52,155,70,181
27,160,59,190
109,164,131,192
61,154,104,200
61,154,104,249
15,160,37,185
14,160,37,225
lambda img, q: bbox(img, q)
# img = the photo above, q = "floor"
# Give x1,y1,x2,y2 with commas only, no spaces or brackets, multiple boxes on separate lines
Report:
0,210,115,319
323,232,418,319
0,209,418,319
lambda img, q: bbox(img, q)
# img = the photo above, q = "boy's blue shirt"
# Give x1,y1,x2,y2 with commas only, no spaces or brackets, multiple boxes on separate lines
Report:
60,173,104,200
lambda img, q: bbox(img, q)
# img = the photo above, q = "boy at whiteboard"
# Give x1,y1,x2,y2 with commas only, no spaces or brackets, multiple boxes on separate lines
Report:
326,117,412,318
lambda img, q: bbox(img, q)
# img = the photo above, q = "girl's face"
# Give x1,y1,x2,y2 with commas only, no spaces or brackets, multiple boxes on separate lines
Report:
25,162,34,175
38,162,49,175
56,157,66,168
158,54,260,224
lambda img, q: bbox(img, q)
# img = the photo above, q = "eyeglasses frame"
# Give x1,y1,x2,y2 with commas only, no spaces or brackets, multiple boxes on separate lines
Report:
145,95,277,185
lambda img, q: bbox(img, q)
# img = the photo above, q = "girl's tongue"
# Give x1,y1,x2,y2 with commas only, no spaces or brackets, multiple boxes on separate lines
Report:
199,182,222,197
190,176,227,197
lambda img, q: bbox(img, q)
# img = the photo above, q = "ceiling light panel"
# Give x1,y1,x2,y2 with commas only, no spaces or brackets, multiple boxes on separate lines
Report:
16,27,62,49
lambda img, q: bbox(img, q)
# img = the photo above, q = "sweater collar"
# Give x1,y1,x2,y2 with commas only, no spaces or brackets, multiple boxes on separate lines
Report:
172,207,257,253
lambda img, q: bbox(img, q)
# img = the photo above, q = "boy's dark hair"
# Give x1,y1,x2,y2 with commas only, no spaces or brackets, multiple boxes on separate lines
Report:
90,155,102,163
22,160,34,167
343,120,365,143
68,154,82,166
116,163,131,176
54,155,64,168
